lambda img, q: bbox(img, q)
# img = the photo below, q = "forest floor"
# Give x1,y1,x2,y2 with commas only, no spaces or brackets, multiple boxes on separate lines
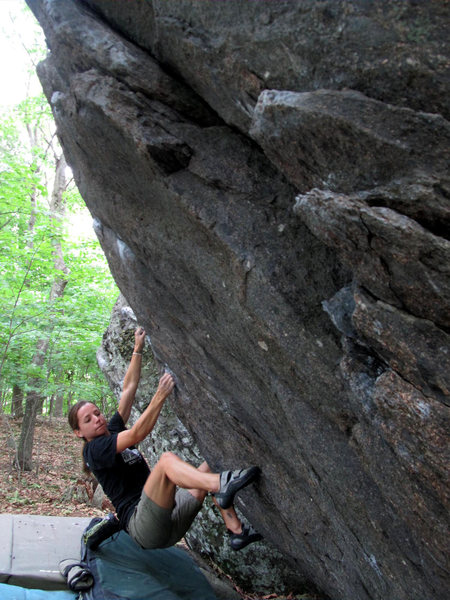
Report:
0,414,320,600
0,414,105,519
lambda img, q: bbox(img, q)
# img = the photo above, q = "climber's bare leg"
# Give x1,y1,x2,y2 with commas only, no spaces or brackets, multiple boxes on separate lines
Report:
143,452,219,509
190,462,243,534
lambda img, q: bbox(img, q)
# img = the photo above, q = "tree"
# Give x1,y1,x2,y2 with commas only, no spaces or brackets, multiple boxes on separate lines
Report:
0,3,119,471
0,99,118,470
17,143,69,470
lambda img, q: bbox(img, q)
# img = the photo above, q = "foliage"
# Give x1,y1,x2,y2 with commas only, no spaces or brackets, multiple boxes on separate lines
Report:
0,97,119,417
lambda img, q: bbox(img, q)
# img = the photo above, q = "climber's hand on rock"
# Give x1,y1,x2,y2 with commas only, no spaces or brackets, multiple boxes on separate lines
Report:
157,372,175,399
134,327,146,353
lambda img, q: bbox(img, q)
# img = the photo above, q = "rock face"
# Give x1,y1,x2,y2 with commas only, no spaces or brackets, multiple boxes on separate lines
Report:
99,295,313,596
27,1,449,599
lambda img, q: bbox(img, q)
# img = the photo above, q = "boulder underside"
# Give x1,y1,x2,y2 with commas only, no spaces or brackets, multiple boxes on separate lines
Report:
27,1,449,599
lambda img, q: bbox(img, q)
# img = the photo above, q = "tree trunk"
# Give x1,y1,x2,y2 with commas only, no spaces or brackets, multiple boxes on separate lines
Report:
12,384,24,418
17,153,69,471
53,392,64,418
67,388,74,413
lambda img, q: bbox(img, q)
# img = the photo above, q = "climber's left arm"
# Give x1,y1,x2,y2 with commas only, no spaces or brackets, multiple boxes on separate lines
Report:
118,327,145,424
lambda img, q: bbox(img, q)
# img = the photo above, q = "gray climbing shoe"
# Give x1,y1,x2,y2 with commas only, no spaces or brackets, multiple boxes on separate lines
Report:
213,466,260,509
59,559,93,591
229,524,263,551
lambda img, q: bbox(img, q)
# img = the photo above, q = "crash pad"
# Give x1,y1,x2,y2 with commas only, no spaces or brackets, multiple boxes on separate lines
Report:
0,582,76,600
0,515,218,600
84,529,217,600
0,514,90,590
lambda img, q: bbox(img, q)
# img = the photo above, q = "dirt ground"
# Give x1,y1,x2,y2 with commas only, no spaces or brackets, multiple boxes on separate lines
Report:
0,413,107,518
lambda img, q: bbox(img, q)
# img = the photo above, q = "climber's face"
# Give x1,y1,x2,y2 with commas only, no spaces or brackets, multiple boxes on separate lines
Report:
75,402,108,441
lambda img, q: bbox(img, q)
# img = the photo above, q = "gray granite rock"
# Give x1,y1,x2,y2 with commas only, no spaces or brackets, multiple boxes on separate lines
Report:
26,1,450,599
98,295,313,596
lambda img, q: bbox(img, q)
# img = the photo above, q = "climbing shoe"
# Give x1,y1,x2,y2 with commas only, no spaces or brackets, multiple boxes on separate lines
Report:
213,466,260,509
229,524,263,551
82,513,121,550
59,559,93,591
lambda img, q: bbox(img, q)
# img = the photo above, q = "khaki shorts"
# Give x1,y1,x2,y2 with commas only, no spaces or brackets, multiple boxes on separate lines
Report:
127,488,202,549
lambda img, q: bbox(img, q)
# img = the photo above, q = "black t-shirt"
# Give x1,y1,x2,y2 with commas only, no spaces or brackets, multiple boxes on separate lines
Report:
83,411,150,527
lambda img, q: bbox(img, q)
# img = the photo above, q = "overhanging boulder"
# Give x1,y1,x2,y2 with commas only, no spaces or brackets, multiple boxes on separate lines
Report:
26,1,450,599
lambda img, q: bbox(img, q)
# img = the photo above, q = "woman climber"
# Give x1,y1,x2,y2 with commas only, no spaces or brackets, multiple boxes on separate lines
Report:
68,327,262,551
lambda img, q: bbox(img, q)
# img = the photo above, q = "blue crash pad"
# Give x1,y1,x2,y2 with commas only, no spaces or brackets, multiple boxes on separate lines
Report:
0,515,219,600
88,530,217,600
0,582,76,600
